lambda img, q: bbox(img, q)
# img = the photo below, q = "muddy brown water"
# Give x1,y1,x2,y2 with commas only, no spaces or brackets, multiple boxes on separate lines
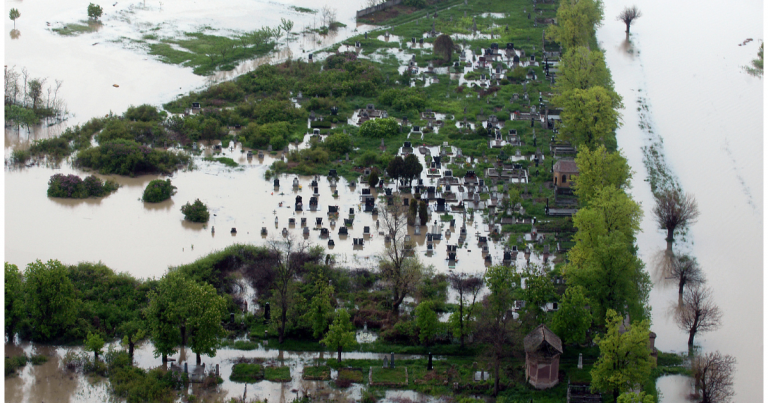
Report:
597,0,763,401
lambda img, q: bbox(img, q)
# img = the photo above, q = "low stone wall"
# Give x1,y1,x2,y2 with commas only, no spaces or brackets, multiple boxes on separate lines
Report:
356,0,403,18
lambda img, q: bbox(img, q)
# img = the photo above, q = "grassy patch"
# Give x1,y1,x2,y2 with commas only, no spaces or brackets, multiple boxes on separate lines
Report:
303,365,331,380
52,21,100,36
371,367,407,385
338,368,364,383
203,156,238,167
264,366,291,382
290,6,316,13
230,363,264,383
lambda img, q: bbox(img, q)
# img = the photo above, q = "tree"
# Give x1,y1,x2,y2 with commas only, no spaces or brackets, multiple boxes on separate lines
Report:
553,47,621,109
186,280,227,364
378,195,427,314
181,199,210,222
119,319,146,362
9,8,20,29
24,259,78,341
558,86,622,150
652,188,700,243
143,179,175,203
573,144,632,205
617,6,642,35
448,272,483,347
368,171,379,188
304,279,335,339
418,200,429,226
27,79,43,110
551,285,593,345
617,392,655,403
478,265,520,396
669,254,705,298
692,351,736,403
5,263,24,341
676,286,722,348
320,309,357,363
324,132,352,154
387,156,405,182
145,270,190,362
85,332,105,361
403,153,423,185
268,235,311,343
433,34,455,63
415,300,439,345
87,3,103,19
546,0,604,49
591,309,653,403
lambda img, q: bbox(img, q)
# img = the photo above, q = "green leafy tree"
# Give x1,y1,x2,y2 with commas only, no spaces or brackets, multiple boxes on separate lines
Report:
521,272,557,322
368,171,379,188
9,8,20,29
553,47,622,110
551,285,593,344
617,391,655,403
145,271,190,362
85,332,105,361
324,132,352,154
304,279,335,339
320,309,357,363
359,117,399,137
24,259,78,341
186,280,228,364
418,200,428,226
546,0,604,49
119,319,146,362
433,34,455,62
558,86,622,150
142,179,175,202
5,263,24,340
181,199,210,222
387,156,405,181
591,309,653,403
573,145,633,205
415,300,439,345
403,153,423,185
87,3,103,19
447,272,483,347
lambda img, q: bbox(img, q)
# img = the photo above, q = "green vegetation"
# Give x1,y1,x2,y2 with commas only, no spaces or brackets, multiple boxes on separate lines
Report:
303,365,331,380
371,366,407,385
264,366,291,382
9,8,20,29
5,353,47,376
142,179,175,203
181,199,210,222
290,6,315,13
52,22,100,36
87,3,103,19
230,363,264,382
47,174,119,198
203,156,238,167
76,140,190,176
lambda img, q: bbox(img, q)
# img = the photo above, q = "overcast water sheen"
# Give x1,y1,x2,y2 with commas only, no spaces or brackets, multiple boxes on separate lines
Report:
597,0,763,401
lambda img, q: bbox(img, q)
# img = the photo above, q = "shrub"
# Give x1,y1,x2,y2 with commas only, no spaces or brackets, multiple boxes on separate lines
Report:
359,117,399,138
324,132,352,154
310,120,332,129
142,179,175,202
11,149,30,164
75,139,190,175
181,199,210,222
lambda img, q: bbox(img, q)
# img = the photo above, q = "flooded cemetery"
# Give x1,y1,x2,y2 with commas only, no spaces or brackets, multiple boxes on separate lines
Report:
4,0,763,401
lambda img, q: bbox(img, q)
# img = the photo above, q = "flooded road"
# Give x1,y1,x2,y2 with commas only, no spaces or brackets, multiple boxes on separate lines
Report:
598,0,763,401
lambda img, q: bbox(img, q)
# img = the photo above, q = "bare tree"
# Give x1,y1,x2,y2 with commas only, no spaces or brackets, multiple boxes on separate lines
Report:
692,351,736,403
448,272,484,347
617,6,642,35
267,234,311,344
320,6,337,28
652,188,700,243
378,194,426,315
669,254,706,298
675,286,722,348
475,296,521,396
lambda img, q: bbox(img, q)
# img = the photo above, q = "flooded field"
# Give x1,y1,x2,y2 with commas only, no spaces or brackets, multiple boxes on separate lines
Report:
597,0,763,400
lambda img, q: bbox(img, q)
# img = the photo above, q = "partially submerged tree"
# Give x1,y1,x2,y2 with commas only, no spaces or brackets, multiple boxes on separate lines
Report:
24,259,78,341
387,156,405,182
558,86,622,150
5,263,24,341
186,280,227,364
692,351,736,403
304,279,335,339
591,309,653,403
268,234,311,344
669,254,705,298
87,3,103,19
546,0,604,48
320,309,357,363
675,285,722,348
550,285,593,345
447,272,483,347
652,188,700,243
9,8,20,29
415,300,439,345
403,153,423,185
85,332,105,361
617,6,642,35
368,171,379,188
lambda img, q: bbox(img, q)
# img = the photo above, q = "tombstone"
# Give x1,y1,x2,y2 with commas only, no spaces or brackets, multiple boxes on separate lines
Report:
273,178,279,187
339,226,348,235
578,353,583,369
184,362,188,374
316,217,323,226
383,356,389,368
390,352,395,368
364,32,368,39
428,352,433,370
301,217,307,226
264,302,271,321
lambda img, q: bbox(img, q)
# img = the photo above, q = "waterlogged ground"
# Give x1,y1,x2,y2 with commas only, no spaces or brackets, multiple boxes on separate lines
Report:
597,0,763,400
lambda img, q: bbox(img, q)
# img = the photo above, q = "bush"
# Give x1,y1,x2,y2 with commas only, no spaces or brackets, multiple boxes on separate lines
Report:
75,139,190,175
142,179,175,202
310,120,332,129
11,149,30,164
47,174,118,198
359,117,399,138
324,132,353,154
181,199,210,222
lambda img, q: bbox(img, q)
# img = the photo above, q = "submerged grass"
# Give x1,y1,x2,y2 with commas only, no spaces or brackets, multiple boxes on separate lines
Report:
52,21,100,36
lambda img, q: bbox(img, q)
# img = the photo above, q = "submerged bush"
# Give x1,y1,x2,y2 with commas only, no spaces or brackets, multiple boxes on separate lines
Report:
47,174,119,198
142,179,175,203
181,199,210,222
75,139,190,175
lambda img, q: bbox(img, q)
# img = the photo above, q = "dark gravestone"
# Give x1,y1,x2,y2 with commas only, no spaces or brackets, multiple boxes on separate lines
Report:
390,352,395,368
264,302,271,322
428,352,433,370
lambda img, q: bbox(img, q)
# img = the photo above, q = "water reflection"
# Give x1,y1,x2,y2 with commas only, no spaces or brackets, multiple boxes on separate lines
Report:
48,196,105,208
10,29,20,39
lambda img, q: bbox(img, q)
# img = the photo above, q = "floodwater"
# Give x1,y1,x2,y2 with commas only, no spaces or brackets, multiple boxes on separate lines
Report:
597,0,763,401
